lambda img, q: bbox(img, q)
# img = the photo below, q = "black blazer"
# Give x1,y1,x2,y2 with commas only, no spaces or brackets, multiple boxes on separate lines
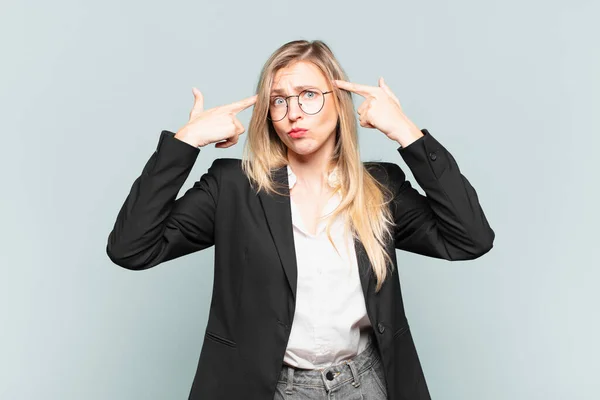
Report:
106,128,494,400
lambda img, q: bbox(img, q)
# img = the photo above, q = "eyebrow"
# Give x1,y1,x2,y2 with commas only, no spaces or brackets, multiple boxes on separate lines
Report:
270,85,319,96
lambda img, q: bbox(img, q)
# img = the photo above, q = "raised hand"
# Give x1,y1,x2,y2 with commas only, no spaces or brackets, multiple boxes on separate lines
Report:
333,77,423,146
175,88,258,148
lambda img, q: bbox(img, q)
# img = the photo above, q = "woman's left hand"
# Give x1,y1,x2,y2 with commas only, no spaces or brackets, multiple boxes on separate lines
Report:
333,77,424,147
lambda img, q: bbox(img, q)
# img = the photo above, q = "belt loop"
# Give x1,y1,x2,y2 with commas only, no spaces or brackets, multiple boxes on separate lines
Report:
285,367,294,394
347,360,361,388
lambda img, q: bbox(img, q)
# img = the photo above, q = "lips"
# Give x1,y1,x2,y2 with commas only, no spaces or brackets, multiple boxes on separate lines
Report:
289,128,307,134
288,128,307,139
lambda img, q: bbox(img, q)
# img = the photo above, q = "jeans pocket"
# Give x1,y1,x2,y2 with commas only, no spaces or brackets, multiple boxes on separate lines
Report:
368,360,388,398
273,382,287,400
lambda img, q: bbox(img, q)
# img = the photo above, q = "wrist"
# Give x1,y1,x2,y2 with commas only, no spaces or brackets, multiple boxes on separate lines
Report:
393,129,424,148
175,129,202,148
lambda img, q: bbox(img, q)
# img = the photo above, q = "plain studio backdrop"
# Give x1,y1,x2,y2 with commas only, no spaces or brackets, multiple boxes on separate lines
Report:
1,0,598,399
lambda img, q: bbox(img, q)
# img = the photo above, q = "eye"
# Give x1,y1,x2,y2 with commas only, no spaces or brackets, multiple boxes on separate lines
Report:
271,97,285,106
304,90,316,99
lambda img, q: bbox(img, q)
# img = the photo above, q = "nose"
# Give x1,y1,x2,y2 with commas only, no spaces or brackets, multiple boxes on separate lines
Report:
287,96,303,121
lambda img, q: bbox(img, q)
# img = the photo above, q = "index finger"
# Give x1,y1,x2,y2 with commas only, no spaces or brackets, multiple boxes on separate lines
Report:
333,80,377,97
223,94,258,113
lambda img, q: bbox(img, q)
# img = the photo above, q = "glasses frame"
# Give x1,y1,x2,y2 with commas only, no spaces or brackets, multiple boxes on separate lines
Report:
267,88,333,122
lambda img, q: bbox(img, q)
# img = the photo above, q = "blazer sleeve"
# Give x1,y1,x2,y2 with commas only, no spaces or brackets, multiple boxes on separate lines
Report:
106,130,219,270
390,129,495,261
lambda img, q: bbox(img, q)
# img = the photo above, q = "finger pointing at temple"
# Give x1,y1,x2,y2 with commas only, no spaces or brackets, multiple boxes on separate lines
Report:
333,80,379,98
220,94,258,114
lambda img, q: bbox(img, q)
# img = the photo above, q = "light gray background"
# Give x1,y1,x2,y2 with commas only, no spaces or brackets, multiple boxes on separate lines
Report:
1,0,598,399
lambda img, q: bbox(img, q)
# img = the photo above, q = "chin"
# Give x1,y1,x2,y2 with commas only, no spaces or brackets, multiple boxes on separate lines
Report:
290,147,317,156
287,139,320,154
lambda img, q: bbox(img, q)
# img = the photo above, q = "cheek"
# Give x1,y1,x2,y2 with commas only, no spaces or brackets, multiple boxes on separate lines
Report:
321,105,339,129
274,124,288,139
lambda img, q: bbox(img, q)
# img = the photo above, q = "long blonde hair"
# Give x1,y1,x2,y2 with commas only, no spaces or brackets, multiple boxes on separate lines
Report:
242,40,395,292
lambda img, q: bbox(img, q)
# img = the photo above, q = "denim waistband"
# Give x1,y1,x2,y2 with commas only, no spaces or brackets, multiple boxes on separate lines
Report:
277,334,381,391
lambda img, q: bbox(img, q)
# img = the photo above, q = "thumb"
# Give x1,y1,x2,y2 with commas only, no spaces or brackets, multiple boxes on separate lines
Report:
378,77,392,95
190,87,204,119
379,77,401,107
192,87,204,110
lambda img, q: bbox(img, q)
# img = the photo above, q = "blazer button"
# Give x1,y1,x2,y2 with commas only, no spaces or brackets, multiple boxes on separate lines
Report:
377,322,385,334
429,152,437,161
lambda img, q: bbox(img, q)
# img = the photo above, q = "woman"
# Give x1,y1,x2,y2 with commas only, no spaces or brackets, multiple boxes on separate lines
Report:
107,40,494,400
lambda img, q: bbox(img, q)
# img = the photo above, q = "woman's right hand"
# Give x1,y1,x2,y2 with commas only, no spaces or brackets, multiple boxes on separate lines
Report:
175,87,258,148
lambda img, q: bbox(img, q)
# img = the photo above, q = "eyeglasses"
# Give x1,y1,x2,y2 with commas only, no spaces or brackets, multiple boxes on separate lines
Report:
268,88,333,122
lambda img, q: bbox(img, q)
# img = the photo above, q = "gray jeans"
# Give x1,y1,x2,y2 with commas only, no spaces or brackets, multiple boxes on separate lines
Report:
273,334,388,399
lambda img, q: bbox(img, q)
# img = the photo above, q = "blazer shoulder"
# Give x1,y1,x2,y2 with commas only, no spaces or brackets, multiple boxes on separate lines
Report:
208,158,249,186
363,161,407,187
210,157,242,172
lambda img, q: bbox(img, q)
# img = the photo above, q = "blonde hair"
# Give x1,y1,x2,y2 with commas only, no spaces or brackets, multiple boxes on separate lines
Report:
242,40,395,293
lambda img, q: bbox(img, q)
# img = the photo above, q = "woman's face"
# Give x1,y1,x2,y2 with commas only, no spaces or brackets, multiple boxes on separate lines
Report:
269,61,339,157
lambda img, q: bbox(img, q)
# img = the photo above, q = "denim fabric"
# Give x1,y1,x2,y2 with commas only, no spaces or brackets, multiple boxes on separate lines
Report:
273,334,388,399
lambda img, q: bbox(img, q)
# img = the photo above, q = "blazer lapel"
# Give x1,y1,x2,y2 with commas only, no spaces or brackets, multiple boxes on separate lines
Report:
354,238,374,300
257,165,374,303
257,166,299,302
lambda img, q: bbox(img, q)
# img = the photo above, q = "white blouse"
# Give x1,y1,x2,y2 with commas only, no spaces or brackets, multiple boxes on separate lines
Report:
282,165,374,369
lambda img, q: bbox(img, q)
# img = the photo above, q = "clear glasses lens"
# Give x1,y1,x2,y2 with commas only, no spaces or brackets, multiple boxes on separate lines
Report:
269,89,325,121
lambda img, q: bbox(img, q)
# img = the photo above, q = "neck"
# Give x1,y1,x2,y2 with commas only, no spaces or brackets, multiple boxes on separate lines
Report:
287,137,336,194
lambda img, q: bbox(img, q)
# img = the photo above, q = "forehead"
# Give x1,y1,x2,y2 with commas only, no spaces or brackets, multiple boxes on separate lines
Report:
271,61,328,92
